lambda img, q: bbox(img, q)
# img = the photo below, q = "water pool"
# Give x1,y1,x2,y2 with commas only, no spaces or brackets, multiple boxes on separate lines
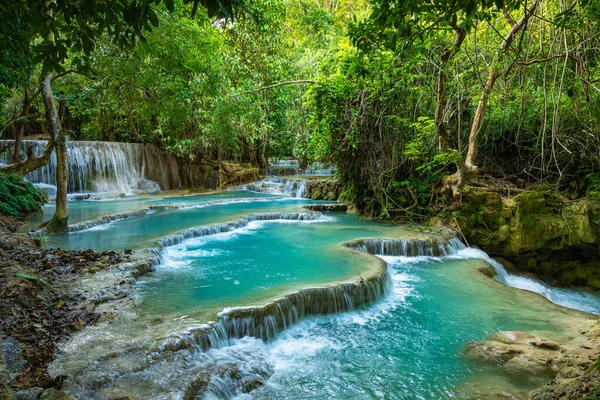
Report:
44,198,599,399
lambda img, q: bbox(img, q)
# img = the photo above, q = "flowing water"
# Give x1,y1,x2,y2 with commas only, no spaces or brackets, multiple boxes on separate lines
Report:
35,189,600,399
0,140,179,195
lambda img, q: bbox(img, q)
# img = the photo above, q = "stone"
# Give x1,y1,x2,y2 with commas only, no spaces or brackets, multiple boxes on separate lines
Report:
451,189,600,288
15,387,44,400
40,388,68,400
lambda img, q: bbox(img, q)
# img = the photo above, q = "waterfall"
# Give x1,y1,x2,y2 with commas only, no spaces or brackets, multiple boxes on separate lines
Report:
154,212,322,250
0,140,180,195
351,236,600,314
236,177,308,198
452,247,600,314
344,237,466,257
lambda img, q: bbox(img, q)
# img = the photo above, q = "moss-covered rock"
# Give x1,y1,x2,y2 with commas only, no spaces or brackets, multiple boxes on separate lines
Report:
306,178,341,200
449,189,600,288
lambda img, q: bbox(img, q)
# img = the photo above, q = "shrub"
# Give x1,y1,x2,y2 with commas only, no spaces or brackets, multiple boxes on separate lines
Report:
0,172,45,218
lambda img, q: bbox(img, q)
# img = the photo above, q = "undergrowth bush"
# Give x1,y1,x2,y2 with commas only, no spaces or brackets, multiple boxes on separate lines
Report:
0,172,45,218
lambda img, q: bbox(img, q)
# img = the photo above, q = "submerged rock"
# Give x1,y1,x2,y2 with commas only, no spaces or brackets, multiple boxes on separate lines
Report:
39,388,68,400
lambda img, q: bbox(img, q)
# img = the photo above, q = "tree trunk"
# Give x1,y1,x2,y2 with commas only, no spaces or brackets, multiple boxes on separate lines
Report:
436,28,466,152
444,0,540,196
13,89,31,164
41,71,69,232
0,137,55,175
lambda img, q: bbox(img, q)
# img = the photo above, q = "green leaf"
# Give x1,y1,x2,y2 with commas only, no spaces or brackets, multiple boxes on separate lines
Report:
14,273,46,284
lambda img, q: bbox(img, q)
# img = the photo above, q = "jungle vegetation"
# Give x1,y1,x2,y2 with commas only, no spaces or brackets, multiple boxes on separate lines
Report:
1,0,599,225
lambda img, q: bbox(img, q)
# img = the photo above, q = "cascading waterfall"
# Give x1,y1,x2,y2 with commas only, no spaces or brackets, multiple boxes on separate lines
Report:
0,140,168,195
267,159,299,176
154,212,323,250
451,247,600,314
345,237,466,257
66,197,286,233
142,212,393,353
237,177,307,198
347,236,600,314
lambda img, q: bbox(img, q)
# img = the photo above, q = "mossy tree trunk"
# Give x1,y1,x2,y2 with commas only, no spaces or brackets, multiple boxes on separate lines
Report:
40,71,69,232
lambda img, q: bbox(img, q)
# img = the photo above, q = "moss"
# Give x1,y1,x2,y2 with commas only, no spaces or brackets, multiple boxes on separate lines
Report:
0,172,45,218
448,189,600,289
306,178,342,200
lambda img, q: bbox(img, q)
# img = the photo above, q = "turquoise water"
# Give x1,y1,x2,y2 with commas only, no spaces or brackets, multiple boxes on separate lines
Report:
45,197,321,251
251,256,573,399
42,192,599,399
137,214,403,316
24,190,278,230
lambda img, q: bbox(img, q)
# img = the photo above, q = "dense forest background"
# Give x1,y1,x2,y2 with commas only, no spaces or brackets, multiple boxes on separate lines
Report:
1,0,599,217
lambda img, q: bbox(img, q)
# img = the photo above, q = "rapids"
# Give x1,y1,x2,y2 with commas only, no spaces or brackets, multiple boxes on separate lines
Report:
30,186,600,399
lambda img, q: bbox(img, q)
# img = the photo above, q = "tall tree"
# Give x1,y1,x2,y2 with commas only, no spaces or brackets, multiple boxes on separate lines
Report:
444,0,541,196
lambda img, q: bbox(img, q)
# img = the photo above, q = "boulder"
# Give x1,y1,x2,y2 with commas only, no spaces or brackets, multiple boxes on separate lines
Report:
450,189,600,288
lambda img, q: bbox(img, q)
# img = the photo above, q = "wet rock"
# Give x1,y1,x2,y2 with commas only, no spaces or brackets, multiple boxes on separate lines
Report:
2,336,25,380
306,178,341,200
14,387,44,400
466,331,561,377
39,388,68,400
529,340,560,351
477,264,497,278
466,323,600,399
304,203,347,212
0,338,14,400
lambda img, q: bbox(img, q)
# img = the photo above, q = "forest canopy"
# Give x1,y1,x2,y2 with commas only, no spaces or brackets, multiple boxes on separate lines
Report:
1,0,599,218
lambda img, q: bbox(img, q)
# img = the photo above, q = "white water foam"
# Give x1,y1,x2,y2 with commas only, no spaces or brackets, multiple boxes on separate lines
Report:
448,247,600,314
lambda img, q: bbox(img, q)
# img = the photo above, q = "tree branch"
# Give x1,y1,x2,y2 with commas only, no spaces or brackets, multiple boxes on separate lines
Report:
236,80,315,95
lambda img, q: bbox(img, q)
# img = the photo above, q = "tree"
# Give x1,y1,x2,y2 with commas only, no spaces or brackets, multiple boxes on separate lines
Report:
443,0,541,196
0,0,245,232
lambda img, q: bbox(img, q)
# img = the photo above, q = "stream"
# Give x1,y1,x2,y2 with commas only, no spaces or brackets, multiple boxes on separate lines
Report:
30,184,599,399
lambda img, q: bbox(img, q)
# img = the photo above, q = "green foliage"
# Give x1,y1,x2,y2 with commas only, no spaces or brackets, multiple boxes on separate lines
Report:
0,172,45,218
586,173,600,200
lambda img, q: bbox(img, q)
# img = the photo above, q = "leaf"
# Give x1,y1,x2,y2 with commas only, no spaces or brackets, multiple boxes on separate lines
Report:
586,358,600,374
14,273,46,284
164,0,175,13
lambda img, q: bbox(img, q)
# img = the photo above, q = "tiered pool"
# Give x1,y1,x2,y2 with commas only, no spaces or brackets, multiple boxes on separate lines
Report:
36,189,599,399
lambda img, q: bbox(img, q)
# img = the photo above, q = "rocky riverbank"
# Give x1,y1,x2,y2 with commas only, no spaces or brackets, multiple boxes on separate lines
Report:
447,189,600,289
0,214,150,399
465,319,600,399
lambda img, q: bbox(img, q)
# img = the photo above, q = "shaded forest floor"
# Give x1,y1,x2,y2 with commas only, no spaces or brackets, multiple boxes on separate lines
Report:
0,213,135,398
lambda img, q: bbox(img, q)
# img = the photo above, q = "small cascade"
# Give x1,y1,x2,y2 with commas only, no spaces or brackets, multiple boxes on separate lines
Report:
155,212,322,250
0,140,179,195
345,237,466,257
160,271,392,356
303,162,335,176
453,247,600,314
267,159,300,176
237,177,308,198
64,196,285,233
68,209,152,232
145,211,391,353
